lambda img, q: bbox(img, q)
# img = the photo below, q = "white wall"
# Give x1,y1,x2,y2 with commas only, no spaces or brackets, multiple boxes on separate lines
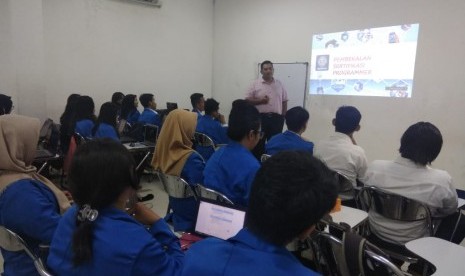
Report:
0,0,213,121
213,0,465,189
2,0,465,189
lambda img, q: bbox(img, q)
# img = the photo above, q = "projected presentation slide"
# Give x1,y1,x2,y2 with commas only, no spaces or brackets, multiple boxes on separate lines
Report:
309,24,419,97
195,201,245,240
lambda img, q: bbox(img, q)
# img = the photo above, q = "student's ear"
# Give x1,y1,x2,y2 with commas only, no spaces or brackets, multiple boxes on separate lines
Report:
332,118,336,126
298,225,316,241
355,125,361,131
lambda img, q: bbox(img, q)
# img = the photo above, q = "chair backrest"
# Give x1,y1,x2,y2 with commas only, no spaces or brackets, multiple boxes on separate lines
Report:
195,184,234,205
311,231,404,276
158,172,196,199
194,132,215,148
336,172,356,201
260,154,271,162
73,132,86,146
193,132,216,161
0,226,53,276
357,186,433,235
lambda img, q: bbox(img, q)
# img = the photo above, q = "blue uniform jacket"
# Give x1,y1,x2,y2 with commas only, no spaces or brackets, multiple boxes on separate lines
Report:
203,142,260,207
138,108,162,129
265,130,314,155
93,123,119,141
196,116,229,145
168,152,205,232
47,205,183,276
195,116,229,161
127,110,141,125
181,228,319,276
75,119,95,138
0,179,60,276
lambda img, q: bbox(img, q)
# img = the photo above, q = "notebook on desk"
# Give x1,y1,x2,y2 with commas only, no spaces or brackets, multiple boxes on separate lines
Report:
194,199,246,240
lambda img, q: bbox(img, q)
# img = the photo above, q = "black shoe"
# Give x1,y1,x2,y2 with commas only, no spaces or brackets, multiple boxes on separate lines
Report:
138,194,154,202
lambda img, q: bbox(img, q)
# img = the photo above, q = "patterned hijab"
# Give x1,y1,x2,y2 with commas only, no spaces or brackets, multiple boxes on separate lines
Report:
0,115,70,214
151,109,197,176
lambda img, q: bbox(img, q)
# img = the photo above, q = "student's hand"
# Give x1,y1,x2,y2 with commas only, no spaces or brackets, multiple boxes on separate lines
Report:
261,95,269,104
218,113,226,124
133,203,161,226
63,190,74,203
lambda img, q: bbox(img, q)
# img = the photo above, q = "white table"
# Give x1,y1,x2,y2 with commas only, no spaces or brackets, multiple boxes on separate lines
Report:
405,237,465,275
330,206,368,229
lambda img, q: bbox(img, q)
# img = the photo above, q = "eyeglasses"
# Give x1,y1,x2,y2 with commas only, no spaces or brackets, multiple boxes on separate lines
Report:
256,130,264,139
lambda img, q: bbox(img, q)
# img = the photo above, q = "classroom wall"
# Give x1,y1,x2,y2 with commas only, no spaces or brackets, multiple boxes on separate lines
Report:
213,0,465,188
0,0,213,122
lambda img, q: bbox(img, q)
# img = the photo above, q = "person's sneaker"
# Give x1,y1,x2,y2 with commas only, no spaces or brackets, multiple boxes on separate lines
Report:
138,194,154,202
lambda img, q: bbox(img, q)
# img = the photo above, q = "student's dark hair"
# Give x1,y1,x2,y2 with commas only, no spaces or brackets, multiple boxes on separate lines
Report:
75,96,96,122
111,92,124,106
204,98,220,115
260,60,273,70
92,102,119,136
245,151,338,246
0,94,13,115
227,100,260,141
285,106,309,132
399,122,443,166
120,94,137,120
69,139,139,266
60,94,80,123
190,93,204,109
139,93,154,108
334,106,361,134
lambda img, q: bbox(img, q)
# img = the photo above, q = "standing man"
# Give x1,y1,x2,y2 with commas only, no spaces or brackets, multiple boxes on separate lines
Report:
246,60,288,158
190,93,205,118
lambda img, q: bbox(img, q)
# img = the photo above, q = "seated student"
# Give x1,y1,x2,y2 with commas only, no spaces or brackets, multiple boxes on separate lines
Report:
265,106,314,155
47,139,183,275
119,94,140,128
111,91,124,117
195,98,229,160
203,100,261,206
151,109,204,231
365,122,461,245
138,93,162,129
92,102,119,141
182,151,338,276
74,95,96,138
314,105,367,187
59,94,80,154
0,115,71,276
190,93,205,118
0,93,13,115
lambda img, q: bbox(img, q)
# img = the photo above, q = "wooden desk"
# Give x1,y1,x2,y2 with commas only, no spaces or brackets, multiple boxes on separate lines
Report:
405,237,465,275
330,206,368,229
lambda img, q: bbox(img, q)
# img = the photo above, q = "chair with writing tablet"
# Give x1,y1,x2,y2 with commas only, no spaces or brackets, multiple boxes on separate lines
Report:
195,184,234,206
357,186,434,273
0,226,52,276
158,172,197,214
311,231,404,276
193,132,216,161
260,154,272,162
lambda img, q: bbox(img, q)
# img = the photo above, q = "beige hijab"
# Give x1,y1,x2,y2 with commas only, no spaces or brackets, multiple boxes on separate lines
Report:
0,115,70,214
151,109,197,176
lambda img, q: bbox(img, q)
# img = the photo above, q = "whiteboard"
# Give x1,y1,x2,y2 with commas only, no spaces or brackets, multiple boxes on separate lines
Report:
257,62,309,108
